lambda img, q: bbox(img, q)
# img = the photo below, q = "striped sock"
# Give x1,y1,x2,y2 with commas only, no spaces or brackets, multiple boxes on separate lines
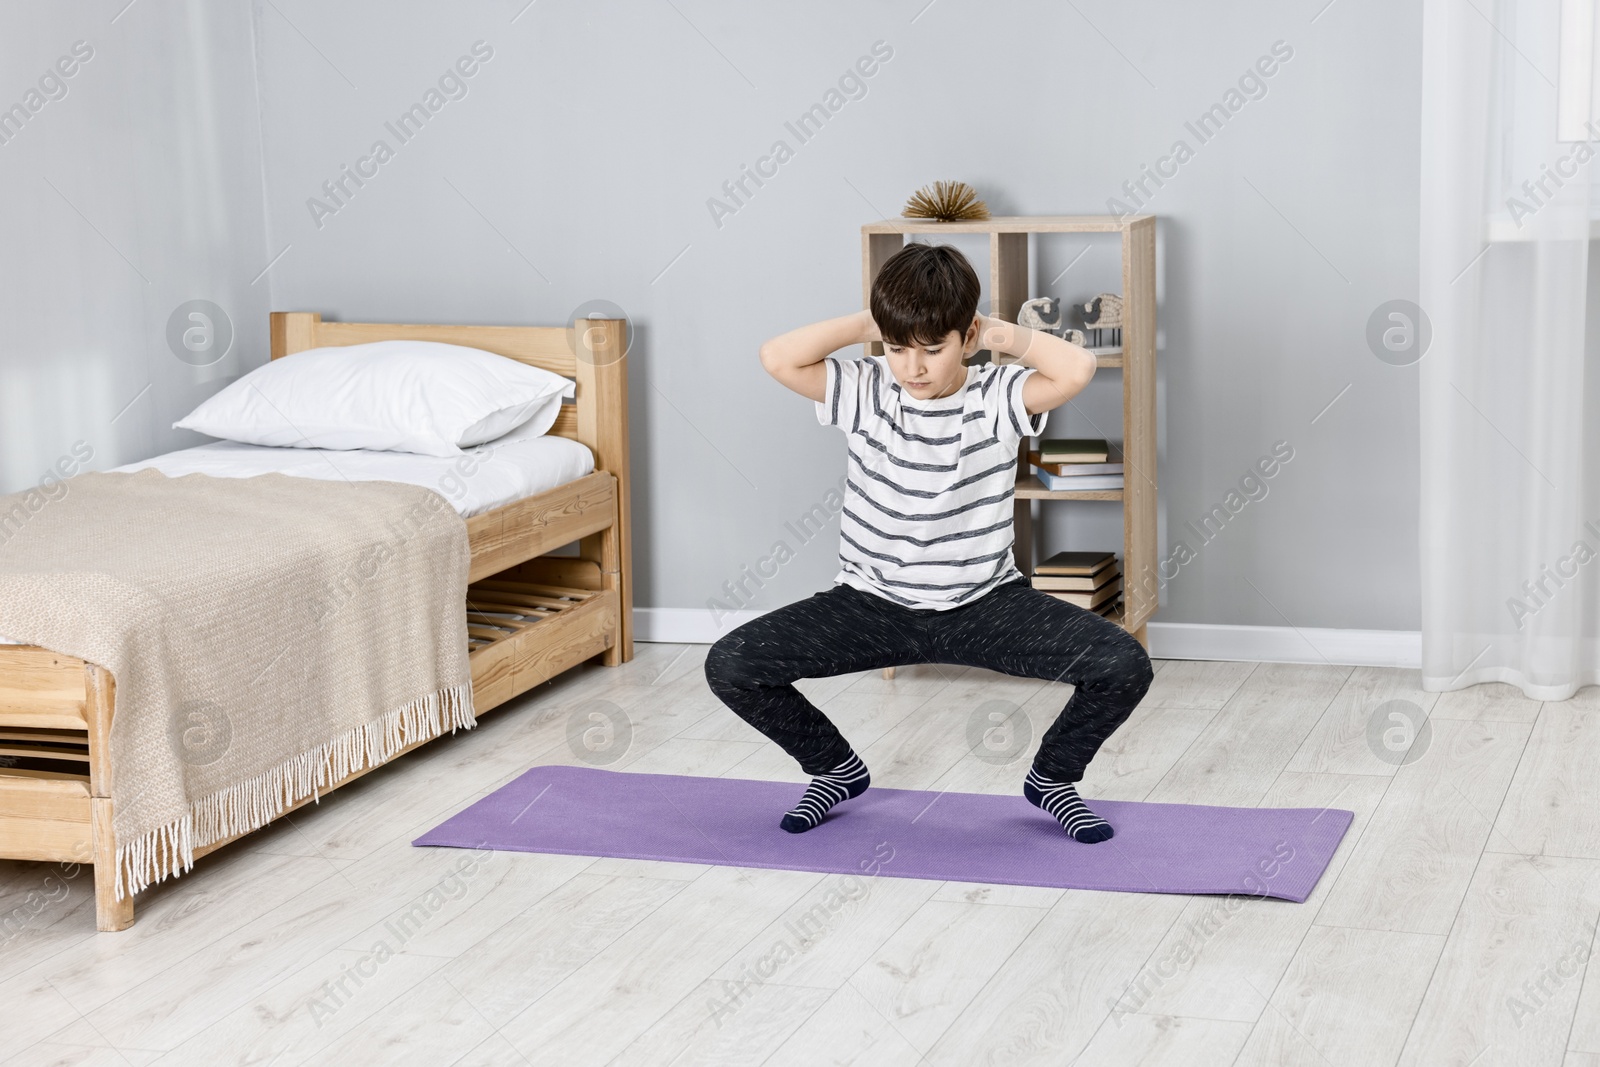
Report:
1024,767,1114,843
780,753,870,833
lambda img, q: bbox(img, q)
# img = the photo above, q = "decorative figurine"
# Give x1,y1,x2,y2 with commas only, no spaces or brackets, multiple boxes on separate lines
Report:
1018,296,1064,333
1080,293,1124,348
1018,297,1087,346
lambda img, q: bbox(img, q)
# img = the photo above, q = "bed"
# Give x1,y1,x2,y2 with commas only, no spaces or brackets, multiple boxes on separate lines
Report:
0,312,633,931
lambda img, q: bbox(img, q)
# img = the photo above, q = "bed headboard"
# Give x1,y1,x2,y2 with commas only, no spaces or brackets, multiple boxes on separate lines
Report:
266,311,630,488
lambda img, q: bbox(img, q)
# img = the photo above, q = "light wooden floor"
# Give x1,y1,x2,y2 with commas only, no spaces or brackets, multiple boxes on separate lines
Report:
3,644,1598,1066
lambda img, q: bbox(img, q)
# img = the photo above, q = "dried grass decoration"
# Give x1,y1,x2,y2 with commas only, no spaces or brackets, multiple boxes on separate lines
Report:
902,181,990,222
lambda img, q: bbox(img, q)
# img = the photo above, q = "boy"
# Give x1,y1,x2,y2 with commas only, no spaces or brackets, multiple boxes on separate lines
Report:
705,243,1153,842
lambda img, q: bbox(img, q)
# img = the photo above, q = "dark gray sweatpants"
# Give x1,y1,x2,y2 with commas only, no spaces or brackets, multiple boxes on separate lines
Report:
703,577,1154,781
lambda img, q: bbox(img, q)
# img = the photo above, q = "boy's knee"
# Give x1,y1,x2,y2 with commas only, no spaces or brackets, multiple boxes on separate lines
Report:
1089,632,1154,696
704,633,753,692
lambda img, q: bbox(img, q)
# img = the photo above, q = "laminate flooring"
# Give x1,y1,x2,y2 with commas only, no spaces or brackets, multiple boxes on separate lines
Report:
3,645,1596,1066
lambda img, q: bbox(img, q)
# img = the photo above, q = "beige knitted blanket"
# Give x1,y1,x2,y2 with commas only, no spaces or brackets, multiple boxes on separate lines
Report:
0,469,473,897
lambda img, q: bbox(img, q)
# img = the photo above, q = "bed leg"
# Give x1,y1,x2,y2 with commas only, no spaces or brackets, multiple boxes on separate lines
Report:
91,798,133,931
582,511,632,667
85,664,133,931
597,521,632,667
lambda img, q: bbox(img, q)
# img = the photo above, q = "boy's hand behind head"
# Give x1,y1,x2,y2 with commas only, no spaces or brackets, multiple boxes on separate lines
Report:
973,314,1001,353
855,307,883,345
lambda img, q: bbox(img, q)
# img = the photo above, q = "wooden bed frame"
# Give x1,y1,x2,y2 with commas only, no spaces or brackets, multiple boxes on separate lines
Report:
0,312,633,931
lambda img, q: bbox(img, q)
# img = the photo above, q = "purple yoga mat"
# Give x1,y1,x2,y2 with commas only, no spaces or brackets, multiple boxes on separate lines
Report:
414,765,1353,903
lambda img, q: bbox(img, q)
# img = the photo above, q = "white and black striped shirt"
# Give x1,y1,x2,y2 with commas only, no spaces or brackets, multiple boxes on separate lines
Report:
815,354,1047,610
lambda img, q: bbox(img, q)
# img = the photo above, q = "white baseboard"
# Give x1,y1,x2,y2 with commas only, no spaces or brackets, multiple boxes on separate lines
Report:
1145,622,1420,668
633,608,766,645
632,608,1421,669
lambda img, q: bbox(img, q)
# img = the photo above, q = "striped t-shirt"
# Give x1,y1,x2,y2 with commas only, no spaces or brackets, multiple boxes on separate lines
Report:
814,354,1047,610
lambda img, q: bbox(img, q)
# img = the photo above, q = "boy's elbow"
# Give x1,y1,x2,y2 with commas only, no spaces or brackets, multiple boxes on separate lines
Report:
1057,353,1096,399
758,341,783,375
1032,374,1091,415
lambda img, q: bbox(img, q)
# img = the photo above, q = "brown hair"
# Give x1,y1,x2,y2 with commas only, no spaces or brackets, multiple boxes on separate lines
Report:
869,242,980,349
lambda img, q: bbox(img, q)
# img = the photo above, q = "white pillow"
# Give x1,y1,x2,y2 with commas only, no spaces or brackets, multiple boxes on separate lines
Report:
475,392,568,447
175,339,576,457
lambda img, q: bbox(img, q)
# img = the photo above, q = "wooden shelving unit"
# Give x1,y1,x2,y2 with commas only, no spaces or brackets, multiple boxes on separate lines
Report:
860,214,1158,648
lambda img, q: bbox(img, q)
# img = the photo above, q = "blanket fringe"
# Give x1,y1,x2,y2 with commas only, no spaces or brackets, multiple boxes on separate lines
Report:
114,683,476,900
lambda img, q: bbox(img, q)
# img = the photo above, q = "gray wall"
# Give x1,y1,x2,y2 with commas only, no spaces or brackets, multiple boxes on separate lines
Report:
1,0,1421,633
0,1,272,490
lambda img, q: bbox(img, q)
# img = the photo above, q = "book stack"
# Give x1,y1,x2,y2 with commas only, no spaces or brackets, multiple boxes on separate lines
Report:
1032,550,1121,618
1029,438,1124,492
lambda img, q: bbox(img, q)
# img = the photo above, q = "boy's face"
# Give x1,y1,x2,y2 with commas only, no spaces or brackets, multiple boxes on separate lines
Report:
884,318,980,400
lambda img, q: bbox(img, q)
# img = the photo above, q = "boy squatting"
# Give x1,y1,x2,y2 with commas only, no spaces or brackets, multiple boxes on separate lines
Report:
704,243,1154,842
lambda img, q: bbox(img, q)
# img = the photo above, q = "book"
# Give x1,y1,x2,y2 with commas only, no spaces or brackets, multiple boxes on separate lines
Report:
1038,438,1111,463
1031,468,1124,492
1034,550,1117,577
1032,563,1118,592
1094,598,1121,619
1038,437,1109,461
1044,576,1122,610
1028,451,1124,477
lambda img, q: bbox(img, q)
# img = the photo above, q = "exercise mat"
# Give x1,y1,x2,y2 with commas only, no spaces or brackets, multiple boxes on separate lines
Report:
414,765,1353,903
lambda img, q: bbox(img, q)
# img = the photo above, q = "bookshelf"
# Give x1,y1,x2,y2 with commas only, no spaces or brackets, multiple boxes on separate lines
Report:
860,214,1158,651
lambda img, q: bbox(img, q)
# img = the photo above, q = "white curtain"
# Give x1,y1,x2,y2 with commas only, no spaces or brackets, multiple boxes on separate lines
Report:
1421,0,1600,700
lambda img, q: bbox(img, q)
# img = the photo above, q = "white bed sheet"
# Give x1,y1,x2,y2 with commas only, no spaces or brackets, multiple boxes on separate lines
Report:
110,435,596,517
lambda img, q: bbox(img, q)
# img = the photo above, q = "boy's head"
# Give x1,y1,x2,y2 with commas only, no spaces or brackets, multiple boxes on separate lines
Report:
870,242,982,400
